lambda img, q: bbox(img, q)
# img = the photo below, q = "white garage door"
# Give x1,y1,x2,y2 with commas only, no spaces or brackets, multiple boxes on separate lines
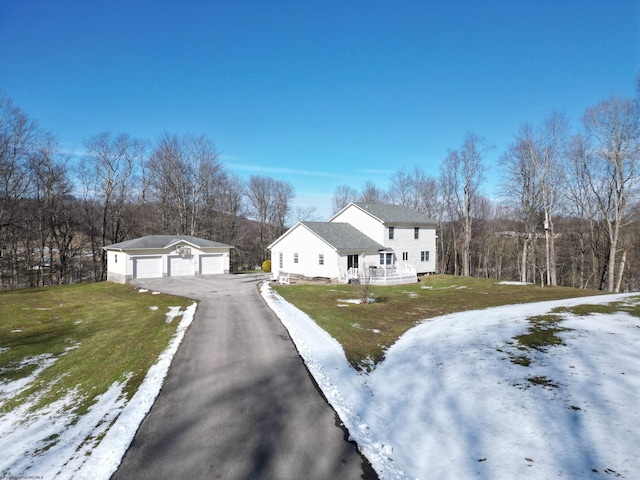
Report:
133,257,162,279
200,254,224,275
169,256,195,277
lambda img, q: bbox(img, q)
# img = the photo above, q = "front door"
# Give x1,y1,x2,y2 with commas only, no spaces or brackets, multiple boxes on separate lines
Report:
347,255,359,270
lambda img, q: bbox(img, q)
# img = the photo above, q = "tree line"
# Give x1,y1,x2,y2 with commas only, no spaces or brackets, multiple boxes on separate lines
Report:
330,79,640,292
0,91,295,289
2,76,639,292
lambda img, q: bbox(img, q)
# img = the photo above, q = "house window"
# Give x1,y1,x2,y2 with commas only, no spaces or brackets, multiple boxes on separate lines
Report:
421,251,430,262
294,253,298,263
388,226,395,240
379,252,393,266
402,252,408,261
114,254,118,263
319,254,324,265
279,252,283,268
414,227,419,239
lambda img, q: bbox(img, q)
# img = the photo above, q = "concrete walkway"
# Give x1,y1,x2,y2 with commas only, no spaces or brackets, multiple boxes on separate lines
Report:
112,274,376,480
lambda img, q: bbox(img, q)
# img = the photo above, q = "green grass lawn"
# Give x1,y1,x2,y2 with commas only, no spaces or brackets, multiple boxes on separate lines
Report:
0,282,192,416
273,274,611,369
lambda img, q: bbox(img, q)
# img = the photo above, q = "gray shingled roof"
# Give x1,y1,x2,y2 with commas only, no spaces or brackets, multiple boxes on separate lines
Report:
352,203,437,225
104,235,232,251
302,222,384,252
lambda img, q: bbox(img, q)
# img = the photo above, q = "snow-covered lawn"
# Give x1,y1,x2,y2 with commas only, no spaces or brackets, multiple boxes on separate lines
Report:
0,303,196,479
262,284,640,480
2,285,639,480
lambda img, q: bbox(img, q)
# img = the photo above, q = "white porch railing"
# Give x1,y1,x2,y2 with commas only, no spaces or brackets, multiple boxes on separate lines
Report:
339,265,417,286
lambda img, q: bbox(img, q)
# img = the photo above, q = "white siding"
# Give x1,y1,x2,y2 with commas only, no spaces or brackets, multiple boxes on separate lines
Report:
331,206,384,243
332,205,437,273
384,225,436,273
106,250,128,283
270,225,339,279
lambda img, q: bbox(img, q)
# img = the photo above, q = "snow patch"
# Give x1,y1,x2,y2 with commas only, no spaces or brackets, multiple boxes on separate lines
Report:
0,353,57,399
0,302,198,480
262,283,640,480
337,298,375,305
165,306,183,323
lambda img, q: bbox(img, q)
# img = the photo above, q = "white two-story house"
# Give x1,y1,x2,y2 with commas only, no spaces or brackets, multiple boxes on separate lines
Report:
268,202,437,284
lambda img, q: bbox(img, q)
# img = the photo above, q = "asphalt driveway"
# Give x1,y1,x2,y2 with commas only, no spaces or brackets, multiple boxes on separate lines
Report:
111,274,376,480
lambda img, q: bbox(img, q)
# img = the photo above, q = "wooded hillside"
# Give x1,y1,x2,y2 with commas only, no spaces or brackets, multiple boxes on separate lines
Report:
2,79,639,292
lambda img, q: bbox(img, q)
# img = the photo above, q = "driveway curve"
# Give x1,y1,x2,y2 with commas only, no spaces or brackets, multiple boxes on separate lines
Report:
112,274,376,480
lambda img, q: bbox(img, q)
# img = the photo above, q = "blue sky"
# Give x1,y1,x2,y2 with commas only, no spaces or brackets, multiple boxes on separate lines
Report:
1,0,639,220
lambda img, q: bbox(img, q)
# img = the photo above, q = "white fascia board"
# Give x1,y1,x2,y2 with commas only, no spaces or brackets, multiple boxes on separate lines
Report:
165,238,202,250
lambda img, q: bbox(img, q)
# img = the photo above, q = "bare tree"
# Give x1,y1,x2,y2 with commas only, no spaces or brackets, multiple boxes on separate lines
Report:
565,134,604,288
294,205,319,222
28,133,78,285
499,125,544,283
245,175,295,262
272,179,295,237
389,166,439,215
440,132,488,276
203,171,245,244
359,180,387,204
389,169,416,207
581,95,640,292
331,184,358,214
0,92,41,288
79,132,146,280
535,112,570,286
147,132,223,236
510,112,569,286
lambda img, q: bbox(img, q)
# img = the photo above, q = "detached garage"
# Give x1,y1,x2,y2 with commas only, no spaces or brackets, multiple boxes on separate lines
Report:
104,235,233,284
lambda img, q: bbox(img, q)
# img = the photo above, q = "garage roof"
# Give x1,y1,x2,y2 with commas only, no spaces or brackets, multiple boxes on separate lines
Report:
104,235,233,251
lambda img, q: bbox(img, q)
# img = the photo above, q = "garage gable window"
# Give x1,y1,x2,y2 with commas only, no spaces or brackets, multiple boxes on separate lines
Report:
279,252,283,269
294,253,299,263
114,254,117,263
319,253,324,265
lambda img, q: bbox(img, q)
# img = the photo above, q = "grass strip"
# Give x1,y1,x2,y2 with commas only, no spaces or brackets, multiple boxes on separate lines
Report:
0,282,192,416
273,274,610,369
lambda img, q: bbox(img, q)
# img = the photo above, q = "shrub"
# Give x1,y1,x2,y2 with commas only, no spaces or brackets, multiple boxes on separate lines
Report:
262,260,271,273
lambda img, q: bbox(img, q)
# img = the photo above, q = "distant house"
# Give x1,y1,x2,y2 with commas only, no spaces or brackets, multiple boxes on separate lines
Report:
104,235,233,283
268,203,437,284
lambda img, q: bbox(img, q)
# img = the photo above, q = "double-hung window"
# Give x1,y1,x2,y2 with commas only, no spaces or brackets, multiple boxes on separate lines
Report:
319,254,324,265
293,253,299,263
388,226,395,240
379,252,393,266
414,227,420,239
421,251,430,262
